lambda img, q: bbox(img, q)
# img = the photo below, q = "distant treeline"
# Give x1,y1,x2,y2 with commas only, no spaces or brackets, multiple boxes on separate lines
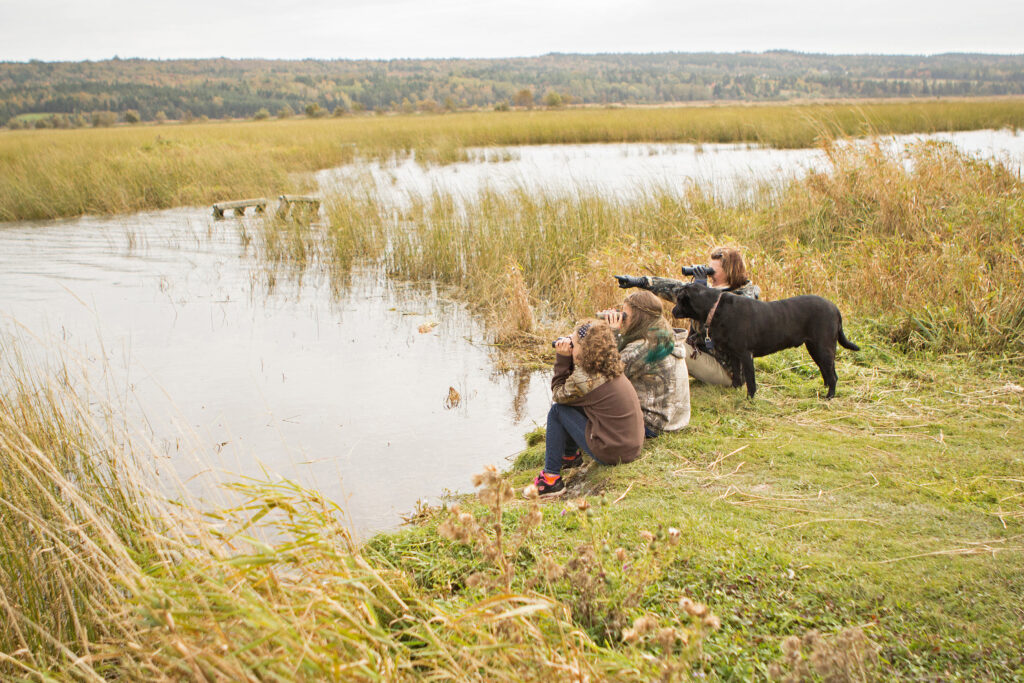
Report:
3,51,1024,126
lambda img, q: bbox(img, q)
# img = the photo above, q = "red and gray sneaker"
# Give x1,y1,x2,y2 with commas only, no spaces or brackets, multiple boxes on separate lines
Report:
561,449,585,470
526,471,565,498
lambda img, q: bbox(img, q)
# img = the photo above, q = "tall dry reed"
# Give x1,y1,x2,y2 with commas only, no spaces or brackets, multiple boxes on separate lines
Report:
308,141,1023,356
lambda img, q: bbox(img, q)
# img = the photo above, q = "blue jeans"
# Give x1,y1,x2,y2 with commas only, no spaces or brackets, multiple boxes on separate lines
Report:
544,403,594,475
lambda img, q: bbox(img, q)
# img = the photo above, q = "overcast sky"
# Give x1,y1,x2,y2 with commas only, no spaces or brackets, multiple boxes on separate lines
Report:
1,0,1021,62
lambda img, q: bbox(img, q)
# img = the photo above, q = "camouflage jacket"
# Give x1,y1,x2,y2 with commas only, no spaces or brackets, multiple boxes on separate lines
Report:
551,362,609,404
641,276,761,370
617,330,691,434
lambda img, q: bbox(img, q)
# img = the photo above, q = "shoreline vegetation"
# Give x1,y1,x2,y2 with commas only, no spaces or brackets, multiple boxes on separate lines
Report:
277,138,1022,360
2,108,1023,679
0,99,1023,221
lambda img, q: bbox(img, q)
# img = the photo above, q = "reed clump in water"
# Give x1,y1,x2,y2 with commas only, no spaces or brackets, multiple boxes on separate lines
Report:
2,99,1023,221
315,140,1024,357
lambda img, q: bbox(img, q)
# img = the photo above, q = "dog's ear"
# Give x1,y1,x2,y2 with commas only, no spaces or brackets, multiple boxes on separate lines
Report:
672,284,694,319
678,283,696,304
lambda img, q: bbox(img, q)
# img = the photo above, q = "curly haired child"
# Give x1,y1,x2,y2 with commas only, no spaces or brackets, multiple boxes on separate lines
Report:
528,319,645,498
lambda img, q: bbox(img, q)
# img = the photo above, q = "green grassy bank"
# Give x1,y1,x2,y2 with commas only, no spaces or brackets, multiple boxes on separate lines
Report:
375,343,1024,679
2,98,1024,221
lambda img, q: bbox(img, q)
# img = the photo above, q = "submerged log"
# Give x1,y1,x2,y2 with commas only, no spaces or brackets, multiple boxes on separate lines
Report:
212,198,268,219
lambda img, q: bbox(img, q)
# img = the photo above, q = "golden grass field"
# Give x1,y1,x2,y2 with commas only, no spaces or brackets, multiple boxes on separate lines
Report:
2,98,1023,221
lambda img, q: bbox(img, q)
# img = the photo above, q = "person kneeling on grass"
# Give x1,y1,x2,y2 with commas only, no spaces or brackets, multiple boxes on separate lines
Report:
528,319,645,499
598,290,690,438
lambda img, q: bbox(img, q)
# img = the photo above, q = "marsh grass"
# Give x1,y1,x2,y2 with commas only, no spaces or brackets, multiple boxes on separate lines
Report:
3,99,1024,221
306,140,1024,359
4,104,1024,680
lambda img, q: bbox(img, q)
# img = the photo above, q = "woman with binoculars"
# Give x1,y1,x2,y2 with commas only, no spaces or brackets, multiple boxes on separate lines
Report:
616,246,760,386
598,289,690,438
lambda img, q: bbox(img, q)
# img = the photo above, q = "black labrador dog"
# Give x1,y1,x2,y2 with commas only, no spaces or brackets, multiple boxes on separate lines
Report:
671,283,859,398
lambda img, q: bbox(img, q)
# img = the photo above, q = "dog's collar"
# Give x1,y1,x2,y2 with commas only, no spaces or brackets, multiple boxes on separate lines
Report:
704,291,725,330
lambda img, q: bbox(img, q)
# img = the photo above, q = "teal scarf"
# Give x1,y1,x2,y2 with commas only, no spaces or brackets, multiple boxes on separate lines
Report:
618,323,675,365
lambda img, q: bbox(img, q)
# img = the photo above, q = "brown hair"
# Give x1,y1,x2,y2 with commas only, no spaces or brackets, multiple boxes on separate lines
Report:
620,290,668,344
575,319,624,379
618,290,675,364
710,246,749,289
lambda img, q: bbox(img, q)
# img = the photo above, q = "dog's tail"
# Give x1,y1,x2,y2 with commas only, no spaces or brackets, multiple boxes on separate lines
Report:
838,316,860,351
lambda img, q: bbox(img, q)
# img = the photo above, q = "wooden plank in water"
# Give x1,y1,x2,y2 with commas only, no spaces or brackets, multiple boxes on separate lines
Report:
212,198,268,218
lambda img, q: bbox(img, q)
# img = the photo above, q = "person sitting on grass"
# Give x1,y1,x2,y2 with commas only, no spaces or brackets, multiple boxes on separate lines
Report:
528,319,645,499
598,290,690,437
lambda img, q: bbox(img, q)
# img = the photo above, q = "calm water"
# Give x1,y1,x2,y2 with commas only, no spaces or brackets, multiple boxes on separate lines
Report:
0,211,549,536
2,130,1021,535
318,129,1024,204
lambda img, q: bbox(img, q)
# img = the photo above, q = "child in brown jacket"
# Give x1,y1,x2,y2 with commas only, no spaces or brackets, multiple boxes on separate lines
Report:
528,319,645,498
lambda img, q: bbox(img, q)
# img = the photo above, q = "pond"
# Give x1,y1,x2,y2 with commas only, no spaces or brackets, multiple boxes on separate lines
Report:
0,211,549,536
2,130,1021,536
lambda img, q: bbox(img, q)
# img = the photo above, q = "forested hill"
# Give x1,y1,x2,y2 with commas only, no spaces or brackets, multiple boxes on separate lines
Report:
3,51,1024,125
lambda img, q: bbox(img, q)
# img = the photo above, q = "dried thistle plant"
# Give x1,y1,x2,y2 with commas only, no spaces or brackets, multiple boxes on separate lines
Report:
768,627,882,682
437,469,720,679
437,465,544,592
617,598,721,682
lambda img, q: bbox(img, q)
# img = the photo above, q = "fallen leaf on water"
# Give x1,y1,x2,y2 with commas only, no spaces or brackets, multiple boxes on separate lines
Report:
418,321,439,333
445,386,461,409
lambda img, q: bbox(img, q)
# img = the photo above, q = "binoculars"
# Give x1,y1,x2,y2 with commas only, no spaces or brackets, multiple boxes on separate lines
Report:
681,264,716,286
